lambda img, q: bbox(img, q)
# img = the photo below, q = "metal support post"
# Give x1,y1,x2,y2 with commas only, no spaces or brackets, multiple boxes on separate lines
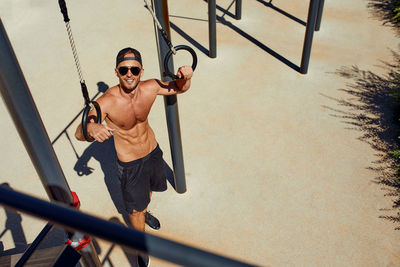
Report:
315,0,324,31
300,0,319,74
0,19,101,267
235,0,242,20
152,0,186,193
208,0,217,58
0,19,73,204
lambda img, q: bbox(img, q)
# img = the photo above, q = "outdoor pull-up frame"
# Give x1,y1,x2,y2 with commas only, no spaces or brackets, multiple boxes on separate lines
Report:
207,0,325,74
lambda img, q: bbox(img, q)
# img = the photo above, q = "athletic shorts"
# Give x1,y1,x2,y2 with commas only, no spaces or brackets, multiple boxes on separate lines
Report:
116,144,167,213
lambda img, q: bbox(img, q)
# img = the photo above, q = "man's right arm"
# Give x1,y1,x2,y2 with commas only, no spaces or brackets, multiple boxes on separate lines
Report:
75,95,114,142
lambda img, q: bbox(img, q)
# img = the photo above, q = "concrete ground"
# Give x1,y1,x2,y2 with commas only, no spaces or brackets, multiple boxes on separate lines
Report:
1,0,400,266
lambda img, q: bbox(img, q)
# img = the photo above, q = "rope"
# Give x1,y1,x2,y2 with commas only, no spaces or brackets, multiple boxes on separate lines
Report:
65,22,84,83
143,0,176,54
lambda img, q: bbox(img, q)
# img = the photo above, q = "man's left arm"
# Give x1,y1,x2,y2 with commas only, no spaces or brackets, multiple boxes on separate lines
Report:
174,66,193,93
149,66,193,96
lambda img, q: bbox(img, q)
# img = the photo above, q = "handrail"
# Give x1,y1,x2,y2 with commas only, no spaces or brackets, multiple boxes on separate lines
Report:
0,187,255,267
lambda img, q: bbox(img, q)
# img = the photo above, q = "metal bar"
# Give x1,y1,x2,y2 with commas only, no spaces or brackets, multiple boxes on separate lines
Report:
0,187,255,267
0,19,101,267
315,0,324,31
0,19,73,204
208,0,217,58
15,223,54,267
235,0,242,20
152,0,187,193
299,0,319,74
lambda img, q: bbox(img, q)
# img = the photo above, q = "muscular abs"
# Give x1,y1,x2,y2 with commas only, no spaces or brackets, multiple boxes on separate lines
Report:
105,85,158,162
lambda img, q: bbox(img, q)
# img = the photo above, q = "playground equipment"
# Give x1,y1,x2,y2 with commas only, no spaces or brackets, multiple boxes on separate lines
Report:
206,0,325,74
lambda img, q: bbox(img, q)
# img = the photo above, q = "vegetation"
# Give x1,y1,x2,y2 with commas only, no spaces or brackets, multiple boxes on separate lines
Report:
390,1,400,180
393,0,400,25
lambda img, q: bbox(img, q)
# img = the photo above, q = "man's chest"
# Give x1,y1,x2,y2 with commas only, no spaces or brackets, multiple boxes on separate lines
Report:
108,95,155,129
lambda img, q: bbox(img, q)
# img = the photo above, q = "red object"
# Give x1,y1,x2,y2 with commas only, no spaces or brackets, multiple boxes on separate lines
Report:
65,192,91,251
66,235,92,251
71,191,80,209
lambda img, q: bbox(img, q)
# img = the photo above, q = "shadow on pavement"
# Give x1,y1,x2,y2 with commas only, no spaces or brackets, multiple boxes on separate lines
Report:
74,137,176,218
322,50,400,229
368,0,400,35
171,0,300,71
0,183,28,256
255,0,306,26
51,81,109,155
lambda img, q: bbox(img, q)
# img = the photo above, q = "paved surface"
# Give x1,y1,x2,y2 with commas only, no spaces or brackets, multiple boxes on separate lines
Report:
1,0,400,266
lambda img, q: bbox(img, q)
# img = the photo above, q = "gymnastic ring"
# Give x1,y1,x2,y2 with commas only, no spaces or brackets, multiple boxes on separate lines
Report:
163,45,197,80
81,101,102,142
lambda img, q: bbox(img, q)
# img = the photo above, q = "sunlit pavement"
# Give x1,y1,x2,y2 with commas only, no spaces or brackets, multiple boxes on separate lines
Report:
1,0,400,266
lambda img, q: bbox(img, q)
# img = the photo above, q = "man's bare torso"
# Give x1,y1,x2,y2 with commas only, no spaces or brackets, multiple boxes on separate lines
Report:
103,82,158,162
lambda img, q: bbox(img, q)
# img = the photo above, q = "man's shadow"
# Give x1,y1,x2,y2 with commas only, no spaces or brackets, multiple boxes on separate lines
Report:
74,138,175,226
0,183,28,256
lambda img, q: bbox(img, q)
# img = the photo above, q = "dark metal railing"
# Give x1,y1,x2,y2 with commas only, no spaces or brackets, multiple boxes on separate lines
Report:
0,187,255,267
300,0,320,74
209,0,217,58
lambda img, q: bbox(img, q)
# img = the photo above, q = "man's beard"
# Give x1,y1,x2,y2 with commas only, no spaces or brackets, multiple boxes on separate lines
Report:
121,79,140,93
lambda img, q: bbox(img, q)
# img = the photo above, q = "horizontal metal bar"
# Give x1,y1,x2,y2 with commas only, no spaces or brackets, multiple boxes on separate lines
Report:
0,187,255,267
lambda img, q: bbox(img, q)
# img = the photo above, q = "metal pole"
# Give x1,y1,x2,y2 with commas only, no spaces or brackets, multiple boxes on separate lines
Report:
315,0,324,31
300,0,319,74
208,0,217,58
235,0,242,20
0,19,73,204
0,19,101,267
152,0,186,193
0,187,255,267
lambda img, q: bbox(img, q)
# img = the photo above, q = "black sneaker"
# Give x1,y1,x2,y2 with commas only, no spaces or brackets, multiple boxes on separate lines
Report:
145,211,160,230
137,254,150,267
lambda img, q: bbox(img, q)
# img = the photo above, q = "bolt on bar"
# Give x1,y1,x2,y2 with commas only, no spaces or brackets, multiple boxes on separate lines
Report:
315,0,324,31
208,0,217,58
0,187,256,267
300,0,320,74
152,0,187,193
0,18,101,267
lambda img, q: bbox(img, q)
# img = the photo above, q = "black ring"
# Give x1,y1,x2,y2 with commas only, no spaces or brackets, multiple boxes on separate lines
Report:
81,101,102,142
164,45,197,79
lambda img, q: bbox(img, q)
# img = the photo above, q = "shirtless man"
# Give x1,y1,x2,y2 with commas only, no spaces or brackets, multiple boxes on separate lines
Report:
75,47,192,264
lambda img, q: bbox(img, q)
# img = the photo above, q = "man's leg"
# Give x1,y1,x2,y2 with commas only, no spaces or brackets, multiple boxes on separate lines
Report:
129,209,147,232
129,207,150,266
144,191,161,230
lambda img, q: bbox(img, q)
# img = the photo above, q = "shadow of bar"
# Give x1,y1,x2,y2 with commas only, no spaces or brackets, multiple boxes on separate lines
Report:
216,15,300,72
255,0,307,26
170,22,209,56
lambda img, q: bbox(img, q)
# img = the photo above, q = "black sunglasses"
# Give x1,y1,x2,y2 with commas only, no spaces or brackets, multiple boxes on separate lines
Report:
118,66,141,76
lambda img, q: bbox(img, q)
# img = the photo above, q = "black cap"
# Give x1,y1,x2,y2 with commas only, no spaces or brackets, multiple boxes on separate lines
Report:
116,47,142,67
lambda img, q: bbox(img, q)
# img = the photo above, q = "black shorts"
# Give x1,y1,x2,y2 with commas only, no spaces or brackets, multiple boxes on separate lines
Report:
116,144,167,213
